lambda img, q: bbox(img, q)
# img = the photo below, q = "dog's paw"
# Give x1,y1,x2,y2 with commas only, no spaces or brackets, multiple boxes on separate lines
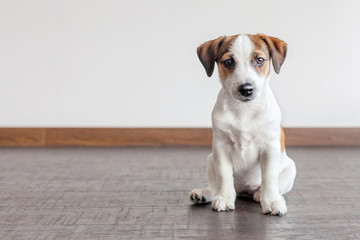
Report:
253,189,261,202
190,189,208,204
260,195,287,216
212,196,235,212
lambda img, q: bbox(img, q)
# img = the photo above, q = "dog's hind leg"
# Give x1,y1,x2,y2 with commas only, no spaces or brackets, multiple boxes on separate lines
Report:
279,153,296,195
190,153,216,204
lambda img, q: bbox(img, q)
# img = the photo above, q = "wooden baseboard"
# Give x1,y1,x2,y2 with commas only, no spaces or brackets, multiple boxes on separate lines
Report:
0,128,359,147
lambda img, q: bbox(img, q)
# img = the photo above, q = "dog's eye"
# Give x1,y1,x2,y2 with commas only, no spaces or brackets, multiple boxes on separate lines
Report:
256,57,265,65
223,59,235,68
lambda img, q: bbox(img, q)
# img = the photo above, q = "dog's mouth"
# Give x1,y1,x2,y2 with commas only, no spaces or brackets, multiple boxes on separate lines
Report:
232,92,256,102
240,97,254,102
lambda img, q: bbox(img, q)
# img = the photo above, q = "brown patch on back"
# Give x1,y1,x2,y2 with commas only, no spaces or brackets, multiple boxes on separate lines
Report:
281,127,285,152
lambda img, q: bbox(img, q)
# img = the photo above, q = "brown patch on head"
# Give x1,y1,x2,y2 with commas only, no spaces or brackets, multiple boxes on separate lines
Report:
280,127,285,152
197,35,238,78
197,33,287,78
248,34,272,78
217,52,234,80
250,34,287,74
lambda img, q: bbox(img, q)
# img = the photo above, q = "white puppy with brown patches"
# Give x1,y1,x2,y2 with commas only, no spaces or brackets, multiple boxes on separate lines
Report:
190,33,296,216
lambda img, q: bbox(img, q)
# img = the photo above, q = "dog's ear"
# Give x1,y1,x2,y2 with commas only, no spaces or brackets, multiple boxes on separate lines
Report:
197,36,226,77
259,35,287,74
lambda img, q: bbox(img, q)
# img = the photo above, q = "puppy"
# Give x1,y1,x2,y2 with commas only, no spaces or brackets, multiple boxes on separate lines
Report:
190,33,296,216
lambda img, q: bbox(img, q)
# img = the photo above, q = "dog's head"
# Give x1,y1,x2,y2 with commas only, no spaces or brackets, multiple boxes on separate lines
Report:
197,34,287,102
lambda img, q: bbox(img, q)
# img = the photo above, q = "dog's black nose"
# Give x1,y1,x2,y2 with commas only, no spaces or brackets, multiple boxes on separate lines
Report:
238,83,254,97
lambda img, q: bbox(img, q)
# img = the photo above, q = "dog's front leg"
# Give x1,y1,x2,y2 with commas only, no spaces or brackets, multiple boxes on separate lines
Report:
260,144,287,216
211,142,236,212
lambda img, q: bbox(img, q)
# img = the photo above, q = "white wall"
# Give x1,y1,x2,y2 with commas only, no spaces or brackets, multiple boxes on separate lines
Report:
0,0,359,127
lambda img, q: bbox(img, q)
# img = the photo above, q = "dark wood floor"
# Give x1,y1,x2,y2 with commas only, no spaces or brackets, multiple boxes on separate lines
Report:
0,147,359,239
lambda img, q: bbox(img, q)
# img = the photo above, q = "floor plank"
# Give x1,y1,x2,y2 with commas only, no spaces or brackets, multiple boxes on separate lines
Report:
0,147,359,239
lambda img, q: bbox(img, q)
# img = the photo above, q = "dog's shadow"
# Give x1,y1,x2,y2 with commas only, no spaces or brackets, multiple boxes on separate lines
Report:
189,195,262,215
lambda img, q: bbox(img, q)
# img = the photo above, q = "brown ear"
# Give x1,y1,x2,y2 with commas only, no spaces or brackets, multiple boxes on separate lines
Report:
259,34,287,74
197,36,226,77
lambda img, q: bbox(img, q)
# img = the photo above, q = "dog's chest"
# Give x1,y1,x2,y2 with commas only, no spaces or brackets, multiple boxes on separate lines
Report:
223,110,262,151
226,127,261,191
228,128,259,164
220,111,264,174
